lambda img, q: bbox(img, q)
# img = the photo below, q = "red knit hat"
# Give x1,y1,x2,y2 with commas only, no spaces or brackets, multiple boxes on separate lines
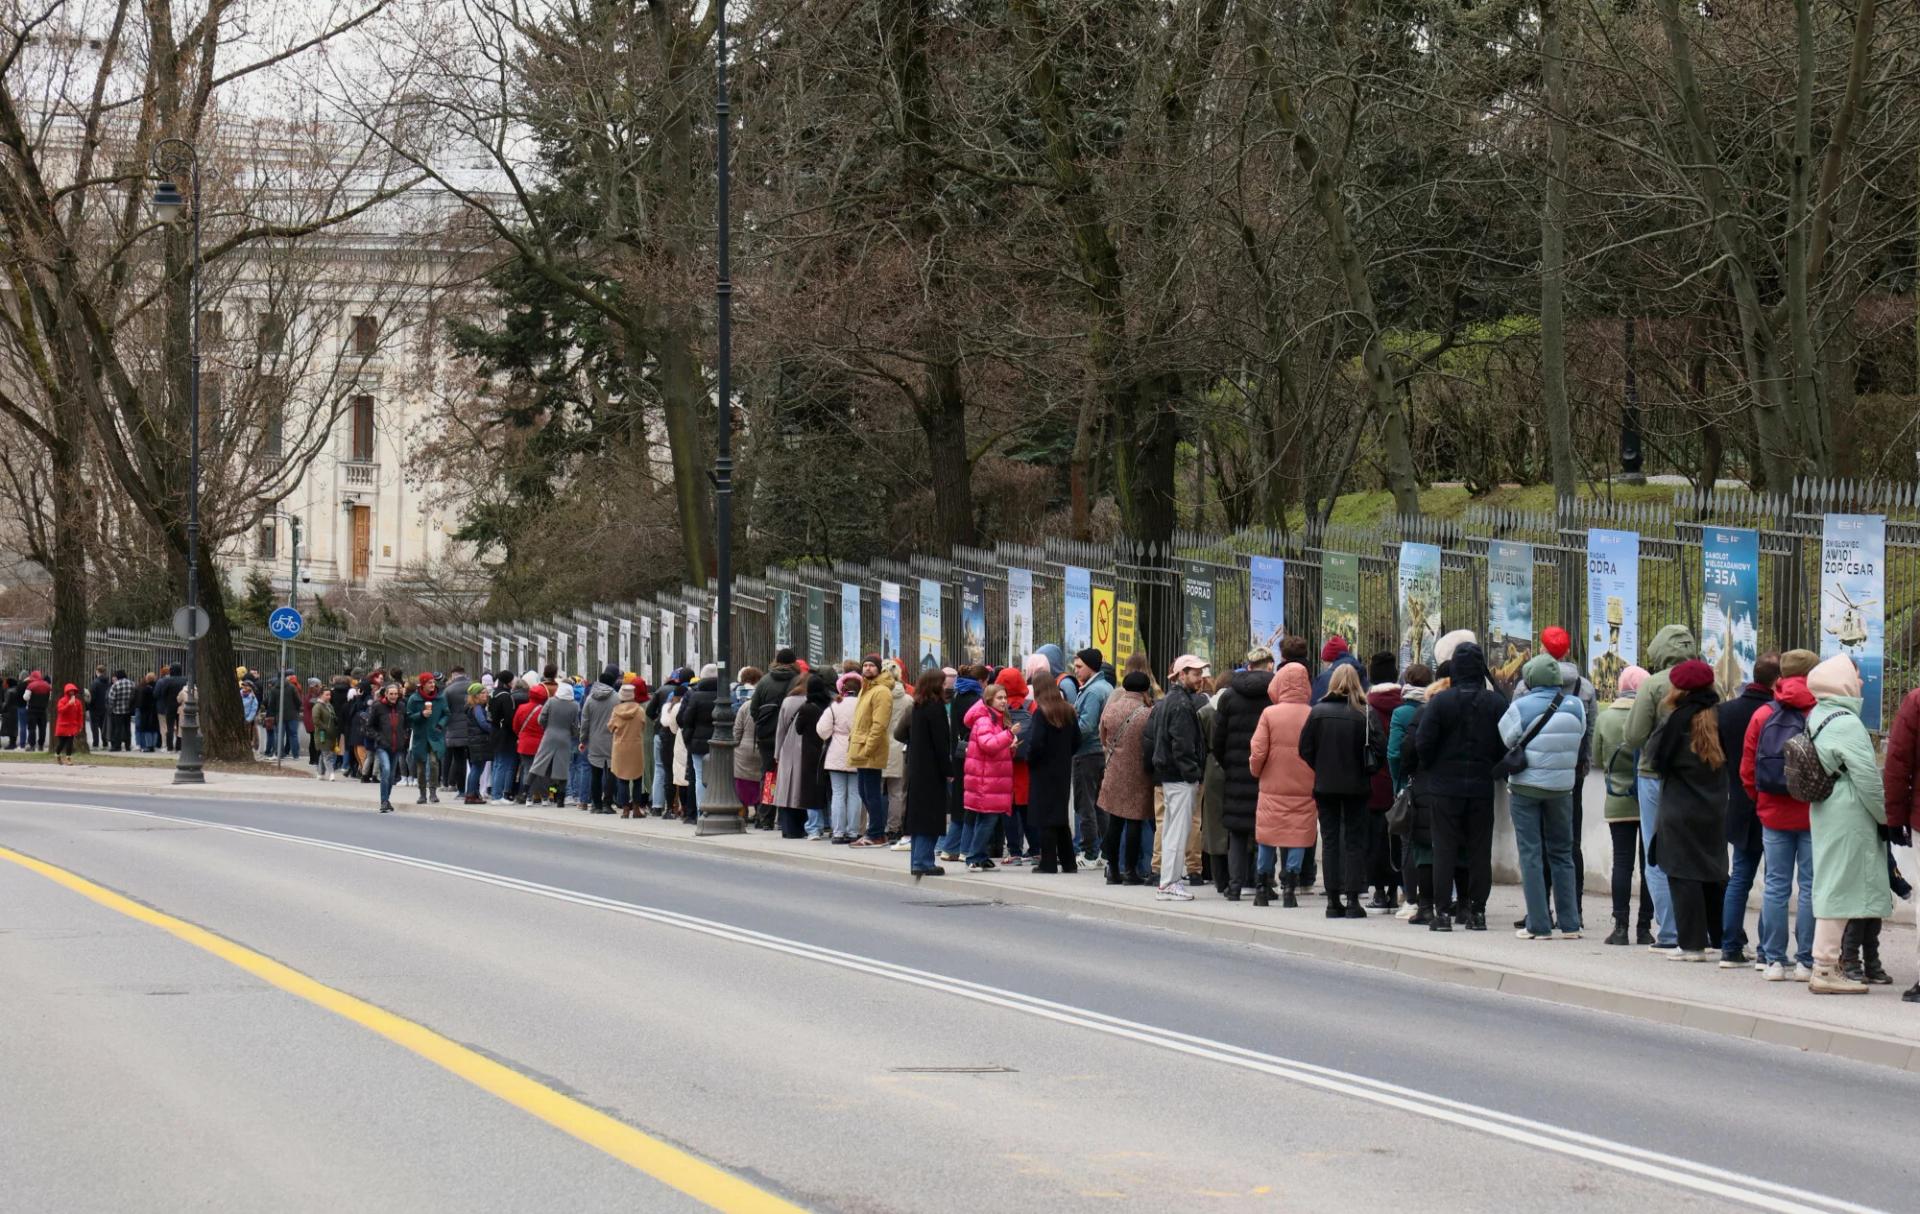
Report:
1669,659,1715,692
1540,627,1572,660
1320,635,1349,663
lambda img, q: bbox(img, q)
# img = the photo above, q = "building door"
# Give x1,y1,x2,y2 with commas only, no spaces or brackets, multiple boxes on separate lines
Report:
351,506,371,585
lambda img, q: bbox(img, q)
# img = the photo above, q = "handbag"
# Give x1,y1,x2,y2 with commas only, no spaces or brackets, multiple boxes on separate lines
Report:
1783,713,1842,803
1492,689,1563,780
1385,783,1416,837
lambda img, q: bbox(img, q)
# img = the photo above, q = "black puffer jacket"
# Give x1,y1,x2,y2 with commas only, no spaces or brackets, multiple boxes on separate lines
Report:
1211,669,1273,832
1412,642,1508,799
1298,699,1383,798
751,664,799,767
683,676,719,756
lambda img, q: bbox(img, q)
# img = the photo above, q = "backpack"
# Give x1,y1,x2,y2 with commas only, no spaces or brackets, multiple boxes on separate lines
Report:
1753,705,1808,796
1783,714,1843,804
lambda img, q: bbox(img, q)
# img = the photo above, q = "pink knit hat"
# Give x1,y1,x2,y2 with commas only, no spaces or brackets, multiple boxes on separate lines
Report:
1617,665,1650,695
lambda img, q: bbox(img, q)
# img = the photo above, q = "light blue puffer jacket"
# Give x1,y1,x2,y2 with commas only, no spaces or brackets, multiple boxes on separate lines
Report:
1498,654,1587,794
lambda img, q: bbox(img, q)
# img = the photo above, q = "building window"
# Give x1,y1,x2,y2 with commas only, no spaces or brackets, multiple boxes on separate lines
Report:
259,376,285,457
352,314,378,356
199,308,224,345
349,394,375,461
257,312,286,355
257,522,277,559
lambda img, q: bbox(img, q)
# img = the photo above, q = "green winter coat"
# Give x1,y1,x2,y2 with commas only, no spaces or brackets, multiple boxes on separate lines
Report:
1592,696,1640,822
1807,695,1893,920
1624,625,1698,776
406,691,448,760
312,699,338,753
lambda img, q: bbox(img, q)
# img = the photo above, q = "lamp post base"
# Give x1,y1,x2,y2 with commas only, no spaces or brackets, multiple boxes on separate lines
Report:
695,708,746,836
174,685,205,784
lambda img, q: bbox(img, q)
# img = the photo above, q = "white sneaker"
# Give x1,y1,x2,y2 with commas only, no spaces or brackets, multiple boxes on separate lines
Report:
1395,903,1418,920
889,840,910,851
1155,882,1194,902
1558,930,1582,940
1762,962,1787,982
1668,949,1711,962
1753,959,1766,972
1793,963,1812,982
1516,927,1550,940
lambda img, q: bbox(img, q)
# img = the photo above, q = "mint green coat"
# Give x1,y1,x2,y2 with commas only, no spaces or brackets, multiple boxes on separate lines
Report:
1807,696,1894,920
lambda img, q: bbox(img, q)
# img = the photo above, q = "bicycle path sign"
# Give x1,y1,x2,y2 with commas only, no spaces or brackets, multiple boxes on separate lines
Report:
268,606,305,639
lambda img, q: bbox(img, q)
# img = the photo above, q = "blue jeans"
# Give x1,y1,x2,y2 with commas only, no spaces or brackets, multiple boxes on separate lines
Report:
137,727,159,752
651,737,671,810
465,757,487,799
1637,775,1677,946
857,768,887,839
490,753,518,800
1722,841,1768,958
568,750,591,803
1511,791,1581,934
278,719,299,757
938,810,965,855
964,811,1000,864
1760,826,1815,968
377,750,399,805
805,808,828,837
1257,845,1304,877
911,834,939,873
828,770,859,837
1137,816,1156,879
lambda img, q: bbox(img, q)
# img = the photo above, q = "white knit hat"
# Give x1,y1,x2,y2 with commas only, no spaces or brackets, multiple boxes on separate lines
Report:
1433,629,1478,666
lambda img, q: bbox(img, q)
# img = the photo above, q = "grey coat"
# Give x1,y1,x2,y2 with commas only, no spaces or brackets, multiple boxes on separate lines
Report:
771,694,809,810
529,694,582,780
732,698,765,782
444,682,470,749
582,682,618,768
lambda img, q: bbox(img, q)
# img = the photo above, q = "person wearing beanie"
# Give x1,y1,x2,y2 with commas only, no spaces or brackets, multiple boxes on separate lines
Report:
1097,671,1158,884
750,649,802,775
1739,648,1820,978
610,681,650,817
1070,646,1115,863
1715,653,1779,967
1412,639,1507,930
51,683,84,764
1593,665,1655,944
1311,635,1367,705
1432,629,1478,670
1511,628,1599,933
580,663,621,813
818,672,863,842
994,666,1036,863
679,664,723,817
848,657,898,844
1644,659,1727,961
1213,646,1276,901
1621,622,1700,950
1801,654,1893,994
1501,653,1589,939
405,672,448,805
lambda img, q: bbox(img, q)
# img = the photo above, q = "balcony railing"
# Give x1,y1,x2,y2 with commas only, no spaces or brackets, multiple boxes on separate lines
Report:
343,460,377,488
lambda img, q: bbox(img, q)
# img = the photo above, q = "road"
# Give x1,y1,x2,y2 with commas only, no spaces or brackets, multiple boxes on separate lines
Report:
0,785,1913,1213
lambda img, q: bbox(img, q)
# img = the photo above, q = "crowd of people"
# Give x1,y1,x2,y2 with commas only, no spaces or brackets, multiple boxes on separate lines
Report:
15,620,1917,1002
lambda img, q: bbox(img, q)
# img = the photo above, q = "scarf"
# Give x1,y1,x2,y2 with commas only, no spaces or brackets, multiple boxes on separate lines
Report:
1652,687,1719,775
953,677,982,698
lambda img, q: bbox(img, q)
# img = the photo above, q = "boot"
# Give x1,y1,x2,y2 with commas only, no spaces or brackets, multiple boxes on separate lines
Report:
1252,881,1271,908
1808,964,1868,995
1902,982,1920,1003
1212,856,1229,897
1862,926,1892,985
1408,903,1432,926
1105,861,1122,886
1281,874,1298,909
1369,886,1393,910
1604,919,1630,946
427,781,440,804
1636,922,1655,946
416,784,427,804
1840,922,1863,983
1344,893,1367,919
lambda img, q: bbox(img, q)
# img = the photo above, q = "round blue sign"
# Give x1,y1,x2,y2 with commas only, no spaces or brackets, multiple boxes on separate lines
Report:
268,606,305,639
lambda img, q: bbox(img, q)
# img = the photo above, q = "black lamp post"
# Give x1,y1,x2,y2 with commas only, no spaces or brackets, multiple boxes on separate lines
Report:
698,0,743,834
152,137,206,785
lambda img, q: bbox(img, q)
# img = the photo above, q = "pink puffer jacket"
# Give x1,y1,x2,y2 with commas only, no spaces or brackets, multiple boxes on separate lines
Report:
962,699,1015,815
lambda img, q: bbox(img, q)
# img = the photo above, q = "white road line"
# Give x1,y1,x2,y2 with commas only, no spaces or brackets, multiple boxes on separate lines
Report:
2,797,1887,1214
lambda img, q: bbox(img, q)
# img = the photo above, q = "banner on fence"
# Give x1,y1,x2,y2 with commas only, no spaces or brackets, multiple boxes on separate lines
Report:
659,610,676,676
516,636,529,673
1114,599,1139,665
1064,566,1092,653
482,637,493,674
918,578,944,670
573,624,586,677
595,618,609,670
1585,528,1639,701
1007,568,1034,666
1397,543,1442,669
840,583,861,664
685,609,702,672
772,589,792,653
1249,556,1286,654
960,572,986,665
1487,540,1533,687
1821,513,1885,728
638,617,654,685
806,588,826,661
879,582,902,661
1183,561,1216,665
555,629,568,675
1321,552,1360,647
1702,527,1760,698
619,618,632,673
1091,586,1116,660
536,634,550,670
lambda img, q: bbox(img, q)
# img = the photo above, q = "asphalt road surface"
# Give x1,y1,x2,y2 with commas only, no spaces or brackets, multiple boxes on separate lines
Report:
2,786,1914,1213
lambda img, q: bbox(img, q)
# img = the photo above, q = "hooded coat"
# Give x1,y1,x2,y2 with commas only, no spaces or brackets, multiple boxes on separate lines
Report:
751,663,800,769
54,685,85,737
1211,668,1274,833
1805,655,1893,920
610,691,650,782
1593,692,1641,822
1411,642,1508,800
1644,682,1730,885
515,684,549,757
848,667,897,770
816,684,859,772
528,689,581,781
1025,703,1079,830
1096,689,1154,821
1364,684,1405,809
582,680,619,768
1248,664,1318,847
732,692,765,782
1624,624,1699,776
1882,686,1920,835
883,679,910,780
962,698,1015,815
682,675,719,756
443,680,470,750
1496,653,1587,796
406,685,448,760
994,667,1033,805
903,694,954,836
774,677,834,811
947,679,984,818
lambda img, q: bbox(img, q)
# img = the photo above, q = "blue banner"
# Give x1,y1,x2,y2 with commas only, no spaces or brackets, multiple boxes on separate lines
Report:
1248,556,1286,654
879,582,902,661
918,578,944,671
1586,528,1639,701
960,572,986,665
840,582,861,663
1702,526,1760,697
1063,566,1092,653
1487,540,1534,690
1397,542,1442,669
1821,513,1885,728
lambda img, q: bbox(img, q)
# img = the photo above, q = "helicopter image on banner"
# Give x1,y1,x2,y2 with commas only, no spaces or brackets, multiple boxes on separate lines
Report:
1825,584,1875,651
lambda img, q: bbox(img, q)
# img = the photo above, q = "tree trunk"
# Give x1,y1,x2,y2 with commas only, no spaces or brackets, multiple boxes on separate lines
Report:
919,369,974,550
645,330,714,586
1539,0,1578,500
190,541,252,762
1785,0,1825,465
46,429,88,706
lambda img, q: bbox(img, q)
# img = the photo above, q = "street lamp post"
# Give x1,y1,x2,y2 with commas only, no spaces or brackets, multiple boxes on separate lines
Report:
152,138,206,785
698,0,744,835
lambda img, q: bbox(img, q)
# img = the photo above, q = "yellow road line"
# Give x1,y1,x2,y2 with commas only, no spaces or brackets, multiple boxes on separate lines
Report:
0,843,807,1214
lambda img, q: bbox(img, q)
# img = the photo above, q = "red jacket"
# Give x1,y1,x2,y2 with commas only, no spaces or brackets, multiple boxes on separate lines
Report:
1740,677,1812,833
994,668,1032,805
515,684,548,757
54,686,85,737
1883,687,1920,832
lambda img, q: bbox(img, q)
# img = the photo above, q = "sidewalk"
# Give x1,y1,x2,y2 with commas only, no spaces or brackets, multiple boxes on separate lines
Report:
5,758,1918,1073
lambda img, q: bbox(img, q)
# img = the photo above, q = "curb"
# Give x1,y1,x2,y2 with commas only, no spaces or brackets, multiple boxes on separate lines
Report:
7,773,1919,1074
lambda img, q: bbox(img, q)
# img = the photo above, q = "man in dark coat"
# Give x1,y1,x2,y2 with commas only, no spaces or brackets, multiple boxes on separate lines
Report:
903,677,954,876
1412,640,1507,929
87,666,111,748
1211,648,1275,898
751,650,800,771
1716,652,1778,966
155,663,183,751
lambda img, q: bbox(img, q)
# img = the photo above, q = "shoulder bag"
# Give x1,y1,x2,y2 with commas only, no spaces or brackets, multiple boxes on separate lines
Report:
1492,690,1564,780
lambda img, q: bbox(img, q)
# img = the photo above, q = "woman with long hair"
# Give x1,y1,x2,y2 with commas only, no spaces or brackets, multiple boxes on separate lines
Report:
961,682,1016,872
1025,677,1080,872
1299,664,1385,919
1646,659,1729,961
903,668,953,877
1248,663,1317,907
